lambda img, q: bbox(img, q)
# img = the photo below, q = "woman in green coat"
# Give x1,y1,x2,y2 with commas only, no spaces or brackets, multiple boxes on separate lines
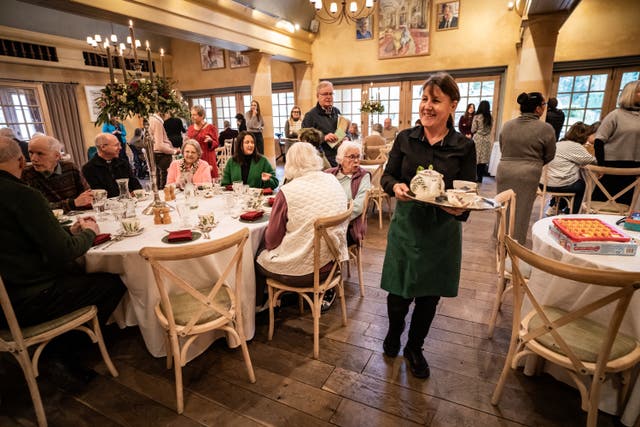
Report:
380,73,476,379
221,131,279,189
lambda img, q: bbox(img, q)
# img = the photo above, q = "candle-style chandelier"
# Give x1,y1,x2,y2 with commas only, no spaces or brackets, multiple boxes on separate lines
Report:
310,0,376,25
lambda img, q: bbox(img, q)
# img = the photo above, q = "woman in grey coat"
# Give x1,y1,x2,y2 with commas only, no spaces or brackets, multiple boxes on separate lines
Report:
496,92,556,244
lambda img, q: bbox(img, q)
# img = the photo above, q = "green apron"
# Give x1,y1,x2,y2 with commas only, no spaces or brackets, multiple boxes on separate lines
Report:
380,200,462,298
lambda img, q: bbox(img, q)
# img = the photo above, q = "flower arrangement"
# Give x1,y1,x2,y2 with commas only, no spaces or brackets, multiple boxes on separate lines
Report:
94,77,189,126
360,99,385,114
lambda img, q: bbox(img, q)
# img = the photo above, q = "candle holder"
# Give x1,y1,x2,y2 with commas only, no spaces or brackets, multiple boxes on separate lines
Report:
141,117,170,215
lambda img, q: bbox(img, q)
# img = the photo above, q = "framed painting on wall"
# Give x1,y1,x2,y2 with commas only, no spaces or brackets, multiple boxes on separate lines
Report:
356,16,373,40
200,45,225,70
378,0,430,59
84,85,103,122
436,0,459,30
229,51,250,68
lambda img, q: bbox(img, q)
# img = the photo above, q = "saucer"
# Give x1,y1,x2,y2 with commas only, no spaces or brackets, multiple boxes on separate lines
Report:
122,227,144,237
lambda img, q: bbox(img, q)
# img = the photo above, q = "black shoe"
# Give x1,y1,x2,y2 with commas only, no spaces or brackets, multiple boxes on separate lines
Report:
321,289,336,313
403,346,430,378
383,334,401,357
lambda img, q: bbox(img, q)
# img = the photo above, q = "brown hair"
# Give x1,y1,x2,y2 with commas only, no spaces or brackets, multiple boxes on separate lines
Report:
421,72,460,127
562,122,594,145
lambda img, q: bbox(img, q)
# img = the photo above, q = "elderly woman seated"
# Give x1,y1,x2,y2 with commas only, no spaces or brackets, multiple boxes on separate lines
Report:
166,139,212,188
325,140,371,246
255,142,348,310
221,131,278,189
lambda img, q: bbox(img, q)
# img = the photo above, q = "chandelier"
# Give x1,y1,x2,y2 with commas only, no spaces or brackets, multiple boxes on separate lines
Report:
310,0,376,25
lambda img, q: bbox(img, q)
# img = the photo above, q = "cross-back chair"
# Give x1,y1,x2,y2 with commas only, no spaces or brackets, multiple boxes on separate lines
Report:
491,236,640,427
346,192,369,297
139,228,255,414
216,139,234,172
267,202,353,359
536,164,576,219
581,165,640,215
362,160,392,229
0,275,118,427
488,189,532,339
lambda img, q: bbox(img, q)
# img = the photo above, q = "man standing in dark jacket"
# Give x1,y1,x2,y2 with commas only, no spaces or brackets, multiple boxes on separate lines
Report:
545,97,565,141
302,81,344,167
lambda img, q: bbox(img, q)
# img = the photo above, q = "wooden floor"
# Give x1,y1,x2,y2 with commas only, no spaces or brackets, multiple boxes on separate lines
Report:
0,177,624,426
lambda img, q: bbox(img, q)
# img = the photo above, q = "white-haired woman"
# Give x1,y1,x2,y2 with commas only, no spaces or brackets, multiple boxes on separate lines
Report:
255,142,348,307
166,139,212,188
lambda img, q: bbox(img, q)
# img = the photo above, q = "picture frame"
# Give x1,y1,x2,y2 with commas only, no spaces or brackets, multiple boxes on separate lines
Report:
229,51,250,68
84,85,103,122
200,44,225,70
356,16,373,40
436,0,459,31
378,0,430,59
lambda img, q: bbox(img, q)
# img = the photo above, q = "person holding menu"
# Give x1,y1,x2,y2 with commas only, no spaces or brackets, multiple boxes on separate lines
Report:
302,80,349,167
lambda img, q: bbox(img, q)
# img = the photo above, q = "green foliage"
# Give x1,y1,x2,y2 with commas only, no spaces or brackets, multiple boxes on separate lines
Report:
360,99,385,114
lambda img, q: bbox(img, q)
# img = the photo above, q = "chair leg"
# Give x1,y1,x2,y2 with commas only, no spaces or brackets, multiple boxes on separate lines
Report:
91,316,119,377
356,248,365,297
14,349,47,427
377,199,383,229
238,339,256,383
267,285,275,341
298,294,304,314
165,333,173,369
487,276,506,339
587,374,604,427
338,281,347,326
313,292,320,359
491,324,520,405
169,333,184,414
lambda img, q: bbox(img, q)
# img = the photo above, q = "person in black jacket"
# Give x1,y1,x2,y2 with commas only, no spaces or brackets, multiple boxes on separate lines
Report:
163,112,186,148
545,97,565,141
301,80,344,167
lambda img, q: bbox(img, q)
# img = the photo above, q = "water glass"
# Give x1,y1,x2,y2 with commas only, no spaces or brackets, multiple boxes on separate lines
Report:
176,201,191,227
224,193,235,214
232,181,243,195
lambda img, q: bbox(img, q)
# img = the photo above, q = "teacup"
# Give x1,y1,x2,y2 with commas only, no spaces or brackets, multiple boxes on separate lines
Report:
198,212,215,228
121,217,141,234
446,189,476,207
52,209,64,219
133,189,146,200
452,180,478,193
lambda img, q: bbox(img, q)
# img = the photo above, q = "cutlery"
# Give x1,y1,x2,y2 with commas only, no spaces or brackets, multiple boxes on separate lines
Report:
101,233,124,250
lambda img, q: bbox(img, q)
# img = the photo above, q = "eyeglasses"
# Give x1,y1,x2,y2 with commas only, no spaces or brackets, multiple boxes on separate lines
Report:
292,110,301,113
344,154,360,161
319,92,334,97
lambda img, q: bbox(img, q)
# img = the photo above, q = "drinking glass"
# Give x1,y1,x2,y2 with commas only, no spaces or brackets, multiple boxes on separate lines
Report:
176,201,191,227
91,189,107,219
224,193,235,214
116,178,130,199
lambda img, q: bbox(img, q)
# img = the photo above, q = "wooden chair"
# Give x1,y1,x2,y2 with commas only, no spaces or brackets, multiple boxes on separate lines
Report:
0,276,119,427
536,164,576,219
364,161,392,229
267,202,353,359
139,228,255,414
346,192,369,297
487,189,532,338
581,165,640,215
216,139,233,172
491,236,640,427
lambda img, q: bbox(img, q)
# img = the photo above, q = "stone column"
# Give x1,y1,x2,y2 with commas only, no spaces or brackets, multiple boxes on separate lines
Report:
247,51,274,164
292,62,314,115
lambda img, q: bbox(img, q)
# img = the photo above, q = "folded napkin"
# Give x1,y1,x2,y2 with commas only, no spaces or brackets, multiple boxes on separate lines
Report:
225,184,233,191
262,188,273,195
93,233,111,246
267,197,275,206
167,229,193,242
240,210,264,221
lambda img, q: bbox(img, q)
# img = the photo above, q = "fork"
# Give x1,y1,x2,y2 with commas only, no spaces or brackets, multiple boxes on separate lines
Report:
101,233,124,250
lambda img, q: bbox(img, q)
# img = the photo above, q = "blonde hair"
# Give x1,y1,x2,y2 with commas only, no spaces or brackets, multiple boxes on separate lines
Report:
181,139,202,157
618,80,640,110
284,142,323,180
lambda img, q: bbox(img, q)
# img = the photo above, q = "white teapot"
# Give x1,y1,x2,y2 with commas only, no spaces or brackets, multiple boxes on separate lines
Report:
410,169,444,201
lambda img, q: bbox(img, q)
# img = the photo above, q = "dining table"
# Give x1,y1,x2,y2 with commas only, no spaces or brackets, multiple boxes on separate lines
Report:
528,214,640,426
81,188,270,362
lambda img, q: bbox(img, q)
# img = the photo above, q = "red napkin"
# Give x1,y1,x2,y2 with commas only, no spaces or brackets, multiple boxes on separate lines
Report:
225,184,233,191
93,233,111,246
240,211,264,221
262,188,273,195
167,230,193,242
267,197,275,206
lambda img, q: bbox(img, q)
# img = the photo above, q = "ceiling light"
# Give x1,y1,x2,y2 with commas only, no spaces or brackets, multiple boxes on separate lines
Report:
310,0,377,25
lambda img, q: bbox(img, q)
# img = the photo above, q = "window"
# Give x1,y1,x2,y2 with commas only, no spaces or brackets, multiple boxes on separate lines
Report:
369,84,400,129
190,96,213,124
271,91,294,137
214,95,237,130
455,80,496,130
618,71,640,102
0,86,46,140
556,73,607,137
333,86,362,135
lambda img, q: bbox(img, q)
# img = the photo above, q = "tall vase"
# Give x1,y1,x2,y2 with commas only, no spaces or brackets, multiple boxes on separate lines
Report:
141,117,169,215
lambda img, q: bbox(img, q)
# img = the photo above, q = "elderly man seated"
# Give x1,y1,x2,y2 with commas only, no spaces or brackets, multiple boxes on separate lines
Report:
22,134,92,212
0,136,126,329
82,132,142,198
364,123,386,160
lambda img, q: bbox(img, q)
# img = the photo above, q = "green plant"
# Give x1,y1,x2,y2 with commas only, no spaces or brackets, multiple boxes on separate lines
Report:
360,99,385,114
94,77,189,126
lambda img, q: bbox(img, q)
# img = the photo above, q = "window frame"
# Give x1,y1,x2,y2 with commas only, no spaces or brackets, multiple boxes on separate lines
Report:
0,82,52,141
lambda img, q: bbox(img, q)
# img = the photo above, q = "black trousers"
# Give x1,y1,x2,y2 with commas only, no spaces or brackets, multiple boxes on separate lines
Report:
387,293,440,350
2,272,126,328
251,132,264,154
154,152,173,189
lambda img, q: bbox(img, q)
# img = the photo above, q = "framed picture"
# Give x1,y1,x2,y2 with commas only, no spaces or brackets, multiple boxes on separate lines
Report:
200,44,224,70
84,85,103,122
356,16,373,40
436,0,459,30
229,51,250,68
378,0,430,59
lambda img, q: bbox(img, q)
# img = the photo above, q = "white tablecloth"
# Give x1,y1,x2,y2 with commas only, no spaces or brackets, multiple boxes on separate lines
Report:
84,192,268,361
529,214,640,425
488,141,501,176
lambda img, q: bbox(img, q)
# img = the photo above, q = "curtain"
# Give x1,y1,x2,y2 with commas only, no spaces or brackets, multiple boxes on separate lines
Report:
43,83,87,166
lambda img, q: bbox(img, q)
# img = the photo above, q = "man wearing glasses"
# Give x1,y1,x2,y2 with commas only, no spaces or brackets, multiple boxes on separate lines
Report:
302,81,345,167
